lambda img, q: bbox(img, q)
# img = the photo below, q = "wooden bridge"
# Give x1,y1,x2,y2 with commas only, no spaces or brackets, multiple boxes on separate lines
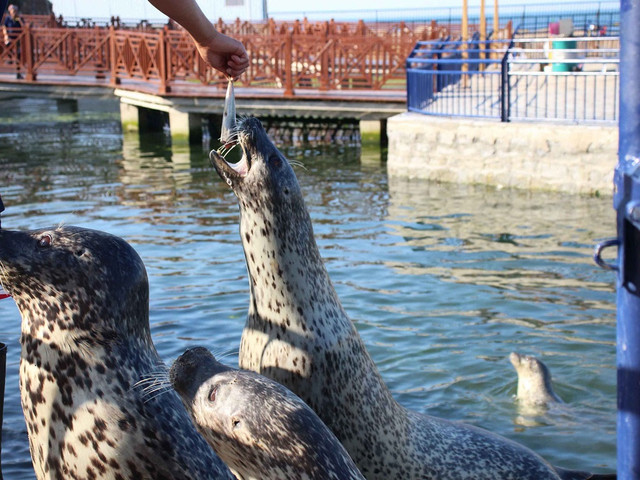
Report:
0,15,512,143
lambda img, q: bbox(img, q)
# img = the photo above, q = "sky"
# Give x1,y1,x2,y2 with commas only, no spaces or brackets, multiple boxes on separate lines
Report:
48,0,603,22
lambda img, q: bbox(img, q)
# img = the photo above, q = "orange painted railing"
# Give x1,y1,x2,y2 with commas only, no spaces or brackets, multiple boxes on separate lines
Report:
0,18,512,96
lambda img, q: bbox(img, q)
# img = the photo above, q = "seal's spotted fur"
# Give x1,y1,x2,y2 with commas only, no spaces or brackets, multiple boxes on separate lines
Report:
0,226,233,480
170,346,365,480
210,117,613,480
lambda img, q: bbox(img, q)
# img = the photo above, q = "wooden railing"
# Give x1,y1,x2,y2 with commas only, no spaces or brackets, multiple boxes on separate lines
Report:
0,18,512,96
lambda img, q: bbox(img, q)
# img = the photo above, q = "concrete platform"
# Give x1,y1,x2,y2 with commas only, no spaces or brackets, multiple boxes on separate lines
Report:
0,77,403,145
387,112,617,196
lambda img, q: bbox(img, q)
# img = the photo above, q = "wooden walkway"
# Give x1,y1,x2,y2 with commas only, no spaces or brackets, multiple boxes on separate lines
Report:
0,73,406,121
0,20,423,93
0,17,507,130
0,18,429,121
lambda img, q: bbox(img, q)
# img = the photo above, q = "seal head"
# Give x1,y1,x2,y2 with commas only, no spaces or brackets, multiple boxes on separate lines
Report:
0,226,233,480
510,352,563,407
170,346,365,480
1,226,149,342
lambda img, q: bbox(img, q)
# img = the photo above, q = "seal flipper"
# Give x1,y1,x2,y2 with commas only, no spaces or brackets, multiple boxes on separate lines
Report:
554,467,616,480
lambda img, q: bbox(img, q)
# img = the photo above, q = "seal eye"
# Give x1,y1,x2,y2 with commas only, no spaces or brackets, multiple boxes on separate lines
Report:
208,385,218,403
269,155,281,168
38,234,52,248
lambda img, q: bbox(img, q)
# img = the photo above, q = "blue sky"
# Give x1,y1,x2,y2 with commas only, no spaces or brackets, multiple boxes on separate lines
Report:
48,0,601,22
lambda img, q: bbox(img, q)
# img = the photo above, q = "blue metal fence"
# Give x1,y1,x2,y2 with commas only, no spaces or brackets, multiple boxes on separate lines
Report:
407,36,619,124
614,0,640,478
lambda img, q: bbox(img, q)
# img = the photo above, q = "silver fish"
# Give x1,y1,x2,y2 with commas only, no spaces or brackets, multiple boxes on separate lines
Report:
220,80,236,146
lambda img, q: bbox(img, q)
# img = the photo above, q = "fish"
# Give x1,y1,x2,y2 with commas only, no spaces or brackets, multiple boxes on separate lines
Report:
219,79,236,151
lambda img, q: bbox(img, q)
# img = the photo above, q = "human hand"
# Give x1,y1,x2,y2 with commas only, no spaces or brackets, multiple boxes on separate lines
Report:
194,30,249,80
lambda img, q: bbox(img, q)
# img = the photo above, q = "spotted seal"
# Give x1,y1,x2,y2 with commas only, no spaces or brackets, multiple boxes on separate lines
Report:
170,346,365,480
0,226,234,480
510,352,563,406
210,116,616,480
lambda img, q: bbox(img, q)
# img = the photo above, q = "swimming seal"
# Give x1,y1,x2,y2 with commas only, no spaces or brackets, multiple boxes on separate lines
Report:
0,226,234,480
510,352,563,407
170,346,365,480
210,116,616,480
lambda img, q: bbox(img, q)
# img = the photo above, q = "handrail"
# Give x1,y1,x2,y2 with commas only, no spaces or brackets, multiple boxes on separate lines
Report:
0,18,515,97
406,35,620,123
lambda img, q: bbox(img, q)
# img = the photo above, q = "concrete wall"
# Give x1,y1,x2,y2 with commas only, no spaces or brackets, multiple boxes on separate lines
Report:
387,112,618,196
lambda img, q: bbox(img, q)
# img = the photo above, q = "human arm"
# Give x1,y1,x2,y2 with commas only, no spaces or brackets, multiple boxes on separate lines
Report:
147,0,249,79
2,17,8,45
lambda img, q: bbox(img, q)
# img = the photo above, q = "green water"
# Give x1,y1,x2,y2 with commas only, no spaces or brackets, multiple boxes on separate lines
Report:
0,97,616,477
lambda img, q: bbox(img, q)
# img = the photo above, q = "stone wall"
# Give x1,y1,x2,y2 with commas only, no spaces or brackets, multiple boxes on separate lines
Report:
387,112,618,196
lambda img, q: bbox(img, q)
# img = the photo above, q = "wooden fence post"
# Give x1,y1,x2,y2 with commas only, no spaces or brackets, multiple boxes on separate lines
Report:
23,23,35,81
284,32,294,97
95,26,106,79
461,0,468,87
430,19,438,40
492,0,500,59
158,27,169,94
109,26,120,86
319,30,330,91
480,0,486,71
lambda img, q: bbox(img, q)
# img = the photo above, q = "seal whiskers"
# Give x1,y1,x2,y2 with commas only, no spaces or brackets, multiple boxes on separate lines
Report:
134,369,175,403
286,158,307,170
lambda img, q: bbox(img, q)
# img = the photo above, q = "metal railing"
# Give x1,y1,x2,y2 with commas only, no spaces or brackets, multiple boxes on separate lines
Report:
0,22,433,95
4,18,508,96
407,36,619,124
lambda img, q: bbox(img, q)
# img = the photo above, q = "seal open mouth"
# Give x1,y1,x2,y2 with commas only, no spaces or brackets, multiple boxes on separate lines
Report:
210,117,265,188
210,148,249,188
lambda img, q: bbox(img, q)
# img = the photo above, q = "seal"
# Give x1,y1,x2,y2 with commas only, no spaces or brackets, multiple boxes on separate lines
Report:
170,346,365,480
210,116,616,480
0,226,234,480
510,352,563,407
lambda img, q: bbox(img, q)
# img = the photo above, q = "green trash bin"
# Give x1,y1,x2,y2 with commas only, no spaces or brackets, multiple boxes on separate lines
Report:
551,39,577,72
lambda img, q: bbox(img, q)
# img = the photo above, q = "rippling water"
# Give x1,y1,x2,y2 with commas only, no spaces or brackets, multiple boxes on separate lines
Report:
0,97,616,477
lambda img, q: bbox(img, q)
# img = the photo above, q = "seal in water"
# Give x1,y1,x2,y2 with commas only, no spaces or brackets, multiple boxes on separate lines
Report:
170,346,365,480
510,352,563,407
210,116,616,480
0,226,234,480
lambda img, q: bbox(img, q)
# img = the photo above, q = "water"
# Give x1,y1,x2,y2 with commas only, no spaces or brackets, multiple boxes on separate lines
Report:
0,97,616,477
